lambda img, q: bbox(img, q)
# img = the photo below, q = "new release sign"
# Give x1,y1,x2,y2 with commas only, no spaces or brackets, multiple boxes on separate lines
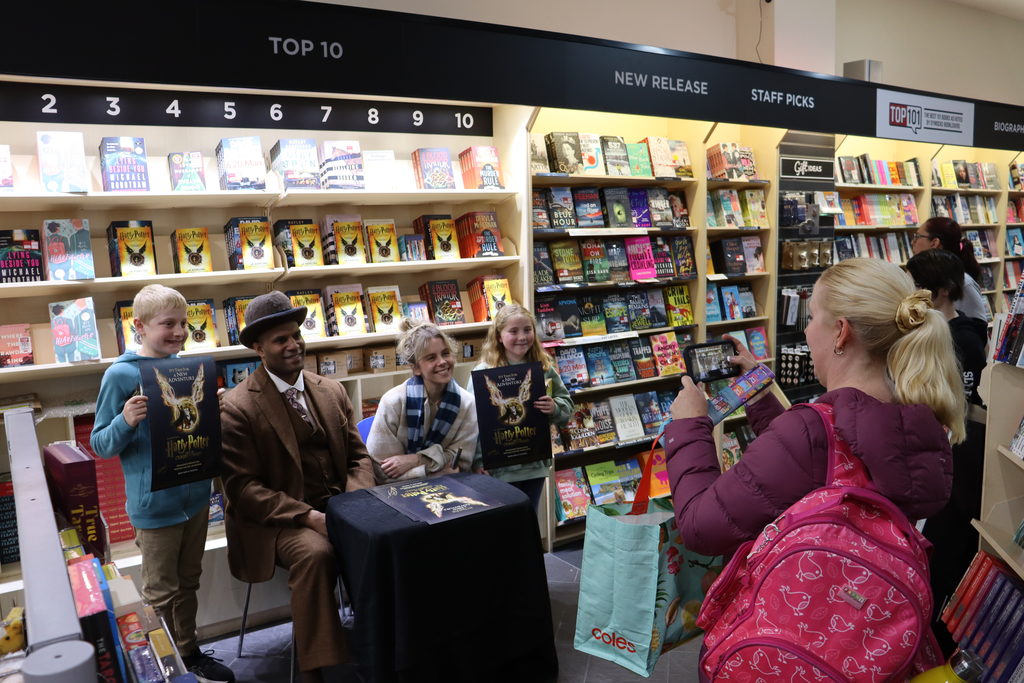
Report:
876,89,974,146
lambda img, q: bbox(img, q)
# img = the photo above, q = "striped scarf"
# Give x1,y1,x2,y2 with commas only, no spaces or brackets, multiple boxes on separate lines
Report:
405,375,462,453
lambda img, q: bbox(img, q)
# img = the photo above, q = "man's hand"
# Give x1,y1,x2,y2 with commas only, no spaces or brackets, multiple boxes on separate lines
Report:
302,510,328,536
381,453,420,479
123,395,148,427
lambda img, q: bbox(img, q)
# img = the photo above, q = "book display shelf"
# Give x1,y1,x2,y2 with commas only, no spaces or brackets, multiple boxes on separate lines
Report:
529,107,782,548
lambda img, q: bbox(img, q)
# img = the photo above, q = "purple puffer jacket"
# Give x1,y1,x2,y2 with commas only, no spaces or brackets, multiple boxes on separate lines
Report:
665,387,953,557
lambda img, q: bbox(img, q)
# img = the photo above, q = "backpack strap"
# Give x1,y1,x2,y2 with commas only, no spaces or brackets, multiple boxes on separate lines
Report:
799,402,873,490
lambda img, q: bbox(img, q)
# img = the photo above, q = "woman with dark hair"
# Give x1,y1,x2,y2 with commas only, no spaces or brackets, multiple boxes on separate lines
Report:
911,216,988,320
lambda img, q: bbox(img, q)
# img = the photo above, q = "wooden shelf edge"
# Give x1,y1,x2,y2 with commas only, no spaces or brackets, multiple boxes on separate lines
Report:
835,183,925,192
973,519,1024,578
706,315,769,328
570,372,683,397
996,444,1024,473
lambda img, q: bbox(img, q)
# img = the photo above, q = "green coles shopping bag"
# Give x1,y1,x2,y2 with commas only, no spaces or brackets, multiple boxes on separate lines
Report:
573,440,722,677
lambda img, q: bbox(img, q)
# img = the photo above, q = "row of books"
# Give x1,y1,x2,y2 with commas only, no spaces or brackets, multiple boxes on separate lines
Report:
536,286,695,342
534,234,697,286
532,132,694,179
836,155,922,186
553,330,687,392
780,239,832,272
553,458,644,523
933,159,1003,191
833,192,920,227
940,550,1024,682
705,282,761,323
707,235,768,277
990,277,1024,364
1005,261,1024,290
932,193,1001,226
834,230,915,266
559,389,677,453
705,142,760,181
706,188,770,229
532,185,690,231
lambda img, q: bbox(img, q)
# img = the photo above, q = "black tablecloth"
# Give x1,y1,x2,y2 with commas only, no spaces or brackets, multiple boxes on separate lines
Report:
326,473,558,683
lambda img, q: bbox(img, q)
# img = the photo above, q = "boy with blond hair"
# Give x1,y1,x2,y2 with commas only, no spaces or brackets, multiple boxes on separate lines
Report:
91,284,233,683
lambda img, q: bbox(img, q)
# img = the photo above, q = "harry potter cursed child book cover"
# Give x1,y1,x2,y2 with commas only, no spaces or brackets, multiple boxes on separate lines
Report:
367,476,499,525
471,362,550,469
139,356,221,492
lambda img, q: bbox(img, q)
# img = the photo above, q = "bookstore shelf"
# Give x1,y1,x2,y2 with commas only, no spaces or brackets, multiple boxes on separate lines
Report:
0,268,284,300
273,188,517,208
979,257,1002,264
276,256,519,282
972,520,1024,578
0,189,277,212
555,434,658,461
705,272,770,281
706,179,771,191
706,315,769,328
834,183,925,192
535,275,696,294
705,227,767,236
540,325,696,350
1008,222,1024,226
997,444,1024,474
1007,191,1024,198
531,174,697,191
931,187,1002,196
532,227,698,239
834,225,917,233
569,372,683,397
983,290,998,295
554,524,587,545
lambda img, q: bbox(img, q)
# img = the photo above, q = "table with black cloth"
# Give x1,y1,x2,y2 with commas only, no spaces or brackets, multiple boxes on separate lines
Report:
326,473,558,683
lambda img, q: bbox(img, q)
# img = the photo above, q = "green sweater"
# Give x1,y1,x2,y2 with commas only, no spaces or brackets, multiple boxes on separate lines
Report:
471,360,573,483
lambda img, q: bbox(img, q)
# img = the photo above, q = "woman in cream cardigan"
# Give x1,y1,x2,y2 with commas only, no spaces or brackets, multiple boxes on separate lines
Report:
366,320,478,481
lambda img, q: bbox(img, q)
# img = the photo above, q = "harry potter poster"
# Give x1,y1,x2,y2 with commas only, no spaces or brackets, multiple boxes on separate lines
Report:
139,356,221,491
471,362,550,469
367,475,499,525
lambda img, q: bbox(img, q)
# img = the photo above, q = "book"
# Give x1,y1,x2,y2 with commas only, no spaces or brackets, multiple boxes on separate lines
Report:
624,236,657,280
615,458,643,502
580,238,610,282
585,461,626,505
647,188,674,228
554,468,592,523
626,143,653,177
572,186,604,227
531,190,551,229
224,217,273,271
471,362,550,468
322,214,366,264
646,288,668,327
273,219,324,268
43,443,105,559
650,331,684,375
635,390,665,435
706,364,775,424
665,285,695,327
720,431,742,472
215,136,266,190
556,294,583,338
626,290,652,330
578,295,607,337
0,144,12,190
365,219,400,263
591,399,617,446
429,217,461,260
362,149,398,191
576,133,604,176
546,187,578,229
223,296,256,345
458,145,504,189
736,284,757,318
49,297,100,362
403,301,429,325
99,137,150,192
0,229,43,283
287,290,327,340
564,405,600,450
400,234,427,261
535,295,564,341
167,151,206,191
533,243,555,286
0,323,32,367
67,561,123,683
42,219,93,280
628,335,657,379
550,239,584,283
745,326,770,360
628,188,652,228
638,447,671,497
650,236,675,278
170,227,212,274
607,340,637,382
601,187,633,228
584,344,616,386
669,192,690,228
270,138,320,189
412,147,456,189
320,140,363,190
671,235,697,278
468,275,512,322
555,346,589,390
705,282,723,323
418,280,466,326
667,139,693,178
741,235,766,273
600,136,631,176
711,237,747,277
601,293,630,333
642,136,675,177
529,134,550,174
106,221,156,276
37,131,89,193
180,298,217,352
719,285,742,320
609,393,646,442
455,211,504,257
604,238,631,282
327,285,368,336
365,285,403,333
544,132,583,174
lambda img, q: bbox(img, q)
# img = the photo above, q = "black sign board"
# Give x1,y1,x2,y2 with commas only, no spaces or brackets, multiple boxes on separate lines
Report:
779,157,836,180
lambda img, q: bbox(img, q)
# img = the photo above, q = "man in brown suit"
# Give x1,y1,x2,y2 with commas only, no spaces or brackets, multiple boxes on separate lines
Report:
220,291,377,682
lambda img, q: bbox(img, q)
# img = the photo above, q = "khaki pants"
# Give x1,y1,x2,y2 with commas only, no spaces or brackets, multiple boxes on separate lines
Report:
134,506,209,656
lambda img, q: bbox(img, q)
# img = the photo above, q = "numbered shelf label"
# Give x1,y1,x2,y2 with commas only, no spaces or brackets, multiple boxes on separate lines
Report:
0,81,492,135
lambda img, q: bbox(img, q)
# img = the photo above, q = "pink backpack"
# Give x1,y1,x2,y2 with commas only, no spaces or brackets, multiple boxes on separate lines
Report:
697,403,943,681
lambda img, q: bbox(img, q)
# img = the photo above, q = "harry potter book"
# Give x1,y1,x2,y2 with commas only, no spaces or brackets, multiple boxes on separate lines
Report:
555,294,583,339
283,290,325,340
607,340,637,382
459,145,504,189
321,214,366,264
624,236,657,280
138,356,221,491
546,187,578,230
533,243,555,286
609,394,646,442
183,299,218,352
580,238,610,282
628,335,657,379
549,239,584,283
584,344,616,387
412,147,456,190
273,219,324,268
113,301,142,354
224,217,273,271
468,275,511,322
328,285,368,336
601,187,633,228
49,297,100,362
0,229,43,283
578,294,607,337
535,295,564,341
429,217,461,260
223,295,257,346
572,187,604,227
601,293,630,333
270,138,320,189
418,280,466,326
600,136,631,176
544,132,583,174
41,219,93,281
555,346,590,390
106,221,156,277
367,476,499,525
167,151,206,192
626,143,653,177
456,211,504,258
0,323,32,367
665,285,695,327
37,131,89,193
365,219,400,263
215,136,266,191
604,238,631,282
472,362,550,469
170,228,212,274
99,137,150,192
628,188,652,228
43,443,104,559
365,285,403,334
412,214,449,259
650,331,684,375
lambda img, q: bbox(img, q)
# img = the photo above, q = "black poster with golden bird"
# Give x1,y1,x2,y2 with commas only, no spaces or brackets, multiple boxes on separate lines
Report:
471,361,551,470
139,356,221,492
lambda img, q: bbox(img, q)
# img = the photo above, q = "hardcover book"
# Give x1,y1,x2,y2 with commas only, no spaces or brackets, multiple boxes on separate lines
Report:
609,393,646,442
43,443,104,558
628,188,652,228
107,221,156,277
270,138,320,189
535,295,564,341
650,331,684,375
646,288,668,327
365,219,400,263
322,214,366,264
328,286,368,336
0,229,43,283
585,460,626,505
604,238,631,282
167,151,206,191
49,297,100,362
273,219,324,268
624,236,657,280
170,228,212,274
37,131,89,193
468,275,512,322
628,335,657,378
578,133,604,176
429,218,461,260
634,390,665,435
669,192,690,228
412,147,456,189
583,344,616,386
626,290,652,330
626,143,653,177
579,295,607,337
138,356,222,491
320,140,364,190
183,299,218,351
546,187,578,229
418,280,466,326
642,136,676,177
455,211,504,257
368,476,499,525
556,294,583,338
225,217,273,271
602,293,630,333
591,399,617,445
580,238,610,282
99,137,150,192
215,136,266,191
43,219,94,280
550,239,585,283
607,341,637,382
287,290,327,340
544,132,583,174
665,285,695,326
600,135,631,176
572,186,604,227
113,301,141,354
555,346,590,390
601,187,633,228
0,323,33,367
530,134,551,175
366,285,403,334
533,243,555,286
650,236,675,278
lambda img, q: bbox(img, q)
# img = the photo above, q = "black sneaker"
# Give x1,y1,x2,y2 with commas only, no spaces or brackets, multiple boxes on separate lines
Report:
182,650,235,683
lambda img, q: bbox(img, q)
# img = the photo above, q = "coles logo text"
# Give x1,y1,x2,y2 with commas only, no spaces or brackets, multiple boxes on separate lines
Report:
592,628,637,653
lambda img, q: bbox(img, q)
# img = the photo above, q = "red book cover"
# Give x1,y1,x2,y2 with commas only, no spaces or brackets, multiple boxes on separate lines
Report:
413,147,456,190
458,146,504,189
75,415,134,544
942,550,990,625
950,554,1004,637
43,442,106,560
953,564,1010,643
456,211,504,257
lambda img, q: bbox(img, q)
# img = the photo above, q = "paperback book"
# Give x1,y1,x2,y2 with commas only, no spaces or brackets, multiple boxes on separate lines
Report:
600,136,631,176
535,295,564,341
564,405,599,450
665,285,695,326
650,331,684,375
572,186,604,227
167,151,206,191
0,324,33,367
320,140,364,190
544,132,583,174
171,228,212,274
554,346,590,390
634,390,665,435
624,236,657,280
585,461,626,505
628,335,657,379
183,299,218,352
602,293,630,333
605,238,631,282
556,294,583,338
215,136,266,191
550,239,584,283
601,187,633,228
578,134,604,176
609,393,646,442
468,275,512,322
37,131,89,193
455,210,504,258
0,229,43,283
113,301,142,354
626,143,653,177
626,290,653,330
580,238,610,282
99,137,150,192
533,243,555,286
584,344,616,386
43,219,93,280
579,295,607,337
607,340,637,382
554,468,591,523
49,297,100,362
546,187,578,230
591,399,617,445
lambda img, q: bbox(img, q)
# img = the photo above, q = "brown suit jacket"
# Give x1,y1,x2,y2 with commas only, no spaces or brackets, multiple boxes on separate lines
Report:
221,366,378,583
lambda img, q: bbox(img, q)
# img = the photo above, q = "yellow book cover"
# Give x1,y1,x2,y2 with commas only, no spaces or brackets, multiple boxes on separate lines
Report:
366,286,403,333
940,162,958,189
840,198,856,226
288,223,324,267
331,290,367,336
650,331,684,375
365,220,400,263
171,227,212,273
111,222,156,276
482,277,512,320
184,299,218,351
429,218,461,260
665,285,695,326
288,290,327,339
239,219,273,270
330,216,366,264
117,303,143,353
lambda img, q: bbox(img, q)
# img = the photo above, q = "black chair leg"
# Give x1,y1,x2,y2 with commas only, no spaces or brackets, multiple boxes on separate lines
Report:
236,582,253,659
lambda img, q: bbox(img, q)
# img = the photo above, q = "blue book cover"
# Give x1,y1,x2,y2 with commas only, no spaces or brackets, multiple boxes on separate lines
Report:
367,475,499,524
584,344,616,386
99,137,150,192
48,297,99,362
555,346,590,391
43,218,94,280
602,293,630,333
720,285,743,320
633,390,664,435
628,188,652,228
705,283,723,323
607,340,637,382
572,186,604,227
707,364,775,424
